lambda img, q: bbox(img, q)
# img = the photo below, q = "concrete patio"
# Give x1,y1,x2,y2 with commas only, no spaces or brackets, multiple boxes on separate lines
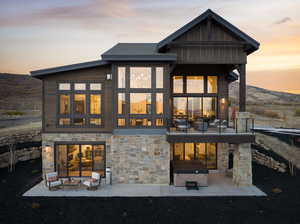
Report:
23,174,266,197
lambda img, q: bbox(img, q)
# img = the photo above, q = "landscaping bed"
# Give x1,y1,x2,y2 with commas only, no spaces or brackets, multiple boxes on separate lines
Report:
0,159,300,224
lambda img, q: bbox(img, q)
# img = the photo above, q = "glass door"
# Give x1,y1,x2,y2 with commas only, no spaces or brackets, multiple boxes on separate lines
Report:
56,143,105,177
67,145,80,177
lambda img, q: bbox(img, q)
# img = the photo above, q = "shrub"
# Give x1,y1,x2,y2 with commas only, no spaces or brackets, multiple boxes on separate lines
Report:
295,109,300,117
2,111,25,116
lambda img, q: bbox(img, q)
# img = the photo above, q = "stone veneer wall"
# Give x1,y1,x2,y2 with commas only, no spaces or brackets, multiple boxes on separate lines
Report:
42,133,112,177
233,143,252,186
217,143,229,173
111,135,170,184
42,133,170,184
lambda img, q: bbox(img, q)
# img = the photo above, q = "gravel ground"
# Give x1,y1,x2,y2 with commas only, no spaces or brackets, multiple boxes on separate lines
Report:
0,159,300,224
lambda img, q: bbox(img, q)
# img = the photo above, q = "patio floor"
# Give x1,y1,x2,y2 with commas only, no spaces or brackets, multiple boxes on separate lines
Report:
23,173,266,197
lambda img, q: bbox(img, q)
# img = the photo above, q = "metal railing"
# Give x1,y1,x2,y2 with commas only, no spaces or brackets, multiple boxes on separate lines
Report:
167,117,255,135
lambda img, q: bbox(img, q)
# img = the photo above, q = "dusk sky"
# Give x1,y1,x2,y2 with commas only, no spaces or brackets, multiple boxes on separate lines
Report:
0,0,299,93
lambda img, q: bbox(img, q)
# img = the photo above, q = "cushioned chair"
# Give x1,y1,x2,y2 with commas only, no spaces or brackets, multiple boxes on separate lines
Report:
45,172,62,191
83,172,101,190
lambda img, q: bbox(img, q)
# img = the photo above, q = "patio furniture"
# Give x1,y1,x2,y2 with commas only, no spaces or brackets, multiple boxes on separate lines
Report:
62,179,81,190
83,172,101,190
217,120,228,131
45,172,62,191
174,118,190,132
210,119,220,127
193,120,208,132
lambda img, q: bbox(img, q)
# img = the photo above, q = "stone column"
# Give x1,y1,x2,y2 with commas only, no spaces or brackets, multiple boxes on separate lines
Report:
233,143,252,186
235,112,251,133
217,143,229,173
41,137,55,178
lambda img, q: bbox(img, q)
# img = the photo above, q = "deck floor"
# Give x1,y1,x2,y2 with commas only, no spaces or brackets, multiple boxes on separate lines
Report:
23,174,266,197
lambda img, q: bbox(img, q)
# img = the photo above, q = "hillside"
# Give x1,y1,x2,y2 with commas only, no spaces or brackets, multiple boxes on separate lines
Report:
0,73,41,111
229,82,300,105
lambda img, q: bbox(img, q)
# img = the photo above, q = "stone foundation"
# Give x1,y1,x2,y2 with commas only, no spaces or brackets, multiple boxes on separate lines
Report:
111,135,170,184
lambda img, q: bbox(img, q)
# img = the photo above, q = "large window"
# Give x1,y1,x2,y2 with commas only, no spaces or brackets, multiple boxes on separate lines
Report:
57,82,103,127
172,75,218,94
116,66,166,128
187,76,204,93
173,143,217,169
173,97,216,120
173,76,183,93
130,67,151,88
208,76,218,93
55,143,105,177
130,93,151,114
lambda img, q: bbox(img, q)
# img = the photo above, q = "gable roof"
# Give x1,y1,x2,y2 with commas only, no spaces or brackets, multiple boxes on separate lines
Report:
31,60,109,78
101,43,176,61
157,9,259,54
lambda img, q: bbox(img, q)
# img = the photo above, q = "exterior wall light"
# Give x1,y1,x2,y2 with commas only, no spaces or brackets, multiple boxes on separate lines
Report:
221,98,226,104
106,74,112,80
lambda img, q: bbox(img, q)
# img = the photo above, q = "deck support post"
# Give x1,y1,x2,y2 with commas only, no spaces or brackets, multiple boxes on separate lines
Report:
238,64,246,112
233,143,252,186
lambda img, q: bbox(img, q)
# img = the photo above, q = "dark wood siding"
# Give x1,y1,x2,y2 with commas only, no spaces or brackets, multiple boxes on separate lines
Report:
42,66,113,133
166,19,247,64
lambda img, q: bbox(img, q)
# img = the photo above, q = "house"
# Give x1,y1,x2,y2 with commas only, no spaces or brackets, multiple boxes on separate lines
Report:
31,9,259,187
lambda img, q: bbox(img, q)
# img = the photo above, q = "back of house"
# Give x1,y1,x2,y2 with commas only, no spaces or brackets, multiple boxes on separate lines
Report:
31,9,259,187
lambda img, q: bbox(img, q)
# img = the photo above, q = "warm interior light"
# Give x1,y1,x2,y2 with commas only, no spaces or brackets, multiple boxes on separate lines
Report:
221,98,226,104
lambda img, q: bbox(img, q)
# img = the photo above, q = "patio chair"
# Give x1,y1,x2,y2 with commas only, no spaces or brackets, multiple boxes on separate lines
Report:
217,120,228,131
45,172,62,191
174,118,190,132
210,119,220,127
83,172,101,190
193,120,208,132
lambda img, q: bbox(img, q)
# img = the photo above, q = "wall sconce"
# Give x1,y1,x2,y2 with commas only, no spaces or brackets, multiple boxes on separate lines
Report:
44,145,52,153
221,98,226,104
106,74,112,80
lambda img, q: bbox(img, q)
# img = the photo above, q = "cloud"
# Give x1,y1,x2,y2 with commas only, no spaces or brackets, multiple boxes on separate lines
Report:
0,0,137,28
274,17,291,25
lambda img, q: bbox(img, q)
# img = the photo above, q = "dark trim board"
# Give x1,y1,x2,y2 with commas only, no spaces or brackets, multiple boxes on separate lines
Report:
166,134,255,143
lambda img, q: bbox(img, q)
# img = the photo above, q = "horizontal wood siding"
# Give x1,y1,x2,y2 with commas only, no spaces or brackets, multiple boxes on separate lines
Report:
43,66,113,133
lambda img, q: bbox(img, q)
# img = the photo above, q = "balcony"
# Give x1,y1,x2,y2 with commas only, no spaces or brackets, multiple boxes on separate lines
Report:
166,117,255,143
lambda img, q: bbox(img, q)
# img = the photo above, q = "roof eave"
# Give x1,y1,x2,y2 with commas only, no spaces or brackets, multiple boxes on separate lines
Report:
30,60,110,78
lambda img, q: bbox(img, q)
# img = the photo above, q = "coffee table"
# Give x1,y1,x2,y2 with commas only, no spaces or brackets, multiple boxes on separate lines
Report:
62,179,81,190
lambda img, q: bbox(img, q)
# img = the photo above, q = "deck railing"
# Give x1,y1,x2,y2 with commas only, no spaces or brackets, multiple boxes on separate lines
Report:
166,118,255,135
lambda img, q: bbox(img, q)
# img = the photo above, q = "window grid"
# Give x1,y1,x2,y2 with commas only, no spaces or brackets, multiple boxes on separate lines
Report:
57,82,104,128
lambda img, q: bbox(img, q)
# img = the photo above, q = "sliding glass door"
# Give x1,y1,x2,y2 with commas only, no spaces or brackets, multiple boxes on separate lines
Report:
55,143,105,177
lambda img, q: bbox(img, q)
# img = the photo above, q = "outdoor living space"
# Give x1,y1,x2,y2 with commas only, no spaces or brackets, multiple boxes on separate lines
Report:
23,173,266,197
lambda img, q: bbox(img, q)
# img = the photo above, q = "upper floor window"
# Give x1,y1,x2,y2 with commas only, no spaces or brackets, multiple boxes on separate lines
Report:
130,93,151,114
156,67,164,88
173,76,183,93
118,67,126,88
130,67,151,88
172,75,218,94
187,76,204,93
57,82,103,127
116,66,166,128
207,76,218,93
